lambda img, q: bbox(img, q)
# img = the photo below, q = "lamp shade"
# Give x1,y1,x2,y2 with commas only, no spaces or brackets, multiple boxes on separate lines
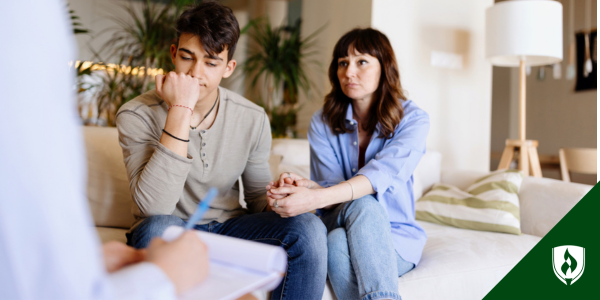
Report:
486,0,563,67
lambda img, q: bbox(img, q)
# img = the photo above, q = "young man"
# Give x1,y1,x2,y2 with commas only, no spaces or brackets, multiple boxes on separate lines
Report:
116,2,327,299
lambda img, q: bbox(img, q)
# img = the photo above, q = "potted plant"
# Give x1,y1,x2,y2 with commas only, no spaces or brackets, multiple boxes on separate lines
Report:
243,18,322,138
80,0,196,126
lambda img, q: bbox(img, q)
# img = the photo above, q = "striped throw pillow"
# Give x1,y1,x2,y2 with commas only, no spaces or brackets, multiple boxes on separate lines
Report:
415,169,523,235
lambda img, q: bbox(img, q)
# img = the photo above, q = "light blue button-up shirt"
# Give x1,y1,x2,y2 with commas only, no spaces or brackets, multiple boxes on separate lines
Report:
308,100,429,265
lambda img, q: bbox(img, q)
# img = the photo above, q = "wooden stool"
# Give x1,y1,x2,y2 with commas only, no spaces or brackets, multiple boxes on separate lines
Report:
497,139,542,177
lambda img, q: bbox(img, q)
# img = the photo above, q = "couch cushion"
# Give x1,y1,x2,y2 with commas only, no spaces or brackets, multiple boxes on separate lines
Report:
84,126,136,229
99,222,541,300
519,176,592,237
396,221,540,300
413,150,442,199
415,169,523,235
268,154,283,180
271,138,311,180
277,164,311,181
271,138,310,166
96,227,128,244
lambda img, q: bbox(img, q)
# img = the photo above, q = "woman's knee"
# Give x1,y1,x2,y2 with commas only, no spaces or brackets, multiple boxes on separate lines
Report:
327,228,353,286
327,228,349,262
345,195,387,219
327,228,347,251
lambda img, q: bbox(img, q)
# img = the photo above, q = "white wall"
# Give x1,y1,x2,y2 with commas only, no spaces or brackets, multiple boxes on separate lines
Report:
68,0,132,62
371,0,494,171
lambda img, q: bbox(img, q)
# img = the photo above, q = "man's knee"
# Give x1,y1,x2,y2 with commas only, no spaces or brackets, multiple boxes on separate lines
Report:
293,212,327,237
287,213,328,261
142,215,186,231
130,215,185,248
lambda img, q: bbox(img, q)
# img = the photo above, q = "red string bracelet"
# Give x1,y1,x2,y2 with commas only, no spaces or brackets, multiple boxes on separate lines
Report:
168,104,193,115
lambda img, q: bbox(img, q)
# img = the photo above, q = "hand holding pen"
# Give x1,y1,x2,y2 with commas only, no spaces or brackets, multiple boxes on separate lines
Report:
145,187,218,294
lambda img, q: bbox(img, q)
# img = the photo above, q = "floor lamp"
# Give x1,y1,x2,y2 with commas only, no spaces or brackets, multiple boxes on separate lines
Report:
486,0,563,177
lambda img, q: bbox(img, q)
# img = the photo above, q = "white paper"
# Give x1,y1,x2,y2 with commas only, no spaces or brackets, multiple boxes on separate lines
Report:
162,226,287,299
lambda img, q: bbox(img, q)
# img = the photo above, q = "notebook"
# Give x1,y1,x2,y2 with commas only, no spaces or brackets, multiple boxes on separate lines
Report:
162,225,287,300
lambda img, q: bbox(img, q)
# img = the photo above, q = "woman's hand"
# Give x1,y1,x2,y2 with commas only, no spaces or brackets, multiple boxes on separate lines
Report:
266,172,324,215
268,185,323,218
265,179,292,212
266,180,294,200
265,172,311,203
274,172,323,190
102,241,146,273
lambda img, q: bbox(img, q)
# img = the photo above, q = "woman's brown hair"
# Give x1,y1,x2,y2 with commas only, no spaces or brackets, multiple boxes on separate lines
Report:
322,28,406,138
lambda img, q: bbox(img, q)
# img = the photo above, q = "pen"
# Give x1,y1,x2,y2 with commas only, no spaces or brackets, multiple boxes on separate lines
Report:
184,187,218,230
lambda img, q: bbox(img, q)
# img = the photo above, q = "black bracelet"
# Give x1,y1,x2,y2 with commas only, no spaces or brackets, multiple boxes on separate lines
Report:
162,129,189,142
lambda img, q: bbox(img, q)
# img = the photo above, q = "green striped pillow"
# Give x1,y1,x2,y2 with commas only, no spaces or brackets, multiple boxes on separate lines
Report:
415,169,523,235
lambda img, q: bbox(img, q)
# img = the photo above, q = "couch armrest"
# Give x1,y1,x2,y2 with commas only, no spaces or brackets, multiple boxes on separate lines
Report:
519,177,592,237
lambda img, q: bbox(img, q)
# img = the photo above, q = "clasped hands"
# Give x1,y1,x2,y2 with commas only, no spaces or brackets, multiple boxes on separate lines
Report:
266,172,324,218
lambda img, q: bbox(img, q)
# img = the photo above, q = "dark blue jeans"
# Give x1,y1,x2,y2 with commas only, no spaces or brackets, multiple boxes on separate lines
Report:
127,212,328,300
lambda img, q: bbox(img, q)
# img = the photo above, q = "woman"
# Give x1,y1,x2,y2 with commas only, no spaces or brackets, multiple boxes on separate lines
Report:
267,28,429,300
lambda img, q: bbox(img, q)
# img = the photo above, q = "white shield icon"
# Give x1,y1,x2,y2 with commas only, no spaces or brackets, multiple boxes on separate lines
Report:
552,245,585,285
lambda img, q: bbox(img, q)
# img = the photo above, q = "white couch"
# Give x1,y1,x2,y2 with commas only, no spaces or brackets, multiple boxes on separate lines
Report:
84,126,592,300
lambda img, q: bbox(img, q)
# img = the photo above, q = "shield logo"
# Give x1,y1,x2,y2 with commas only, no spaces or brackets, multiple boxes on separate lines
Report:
552,245,585,285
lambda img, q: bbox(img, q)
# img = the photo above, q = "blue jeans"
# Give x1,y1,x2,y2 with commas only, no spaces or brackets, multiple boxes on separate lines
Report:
127,212,327,300
320,195,415,300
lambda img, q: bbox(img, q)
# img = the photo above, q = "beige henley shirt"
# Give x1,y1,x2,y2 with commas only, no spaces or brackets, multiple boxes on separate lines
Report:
116,86,272,229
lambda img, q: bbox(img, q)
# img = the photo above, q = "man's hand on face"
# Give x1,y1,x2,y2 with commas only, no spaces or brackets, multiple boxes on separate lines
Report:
155,72,201,108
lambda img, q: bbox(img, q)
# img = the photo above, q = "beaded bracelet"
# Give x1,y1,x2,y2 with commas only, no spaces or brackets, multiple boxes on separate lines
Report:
168,104,193,115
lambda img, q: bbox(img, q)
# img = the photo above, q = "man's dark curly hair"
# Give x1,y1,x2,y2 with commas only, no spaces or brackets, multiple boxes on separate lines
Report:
176,1,240,61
